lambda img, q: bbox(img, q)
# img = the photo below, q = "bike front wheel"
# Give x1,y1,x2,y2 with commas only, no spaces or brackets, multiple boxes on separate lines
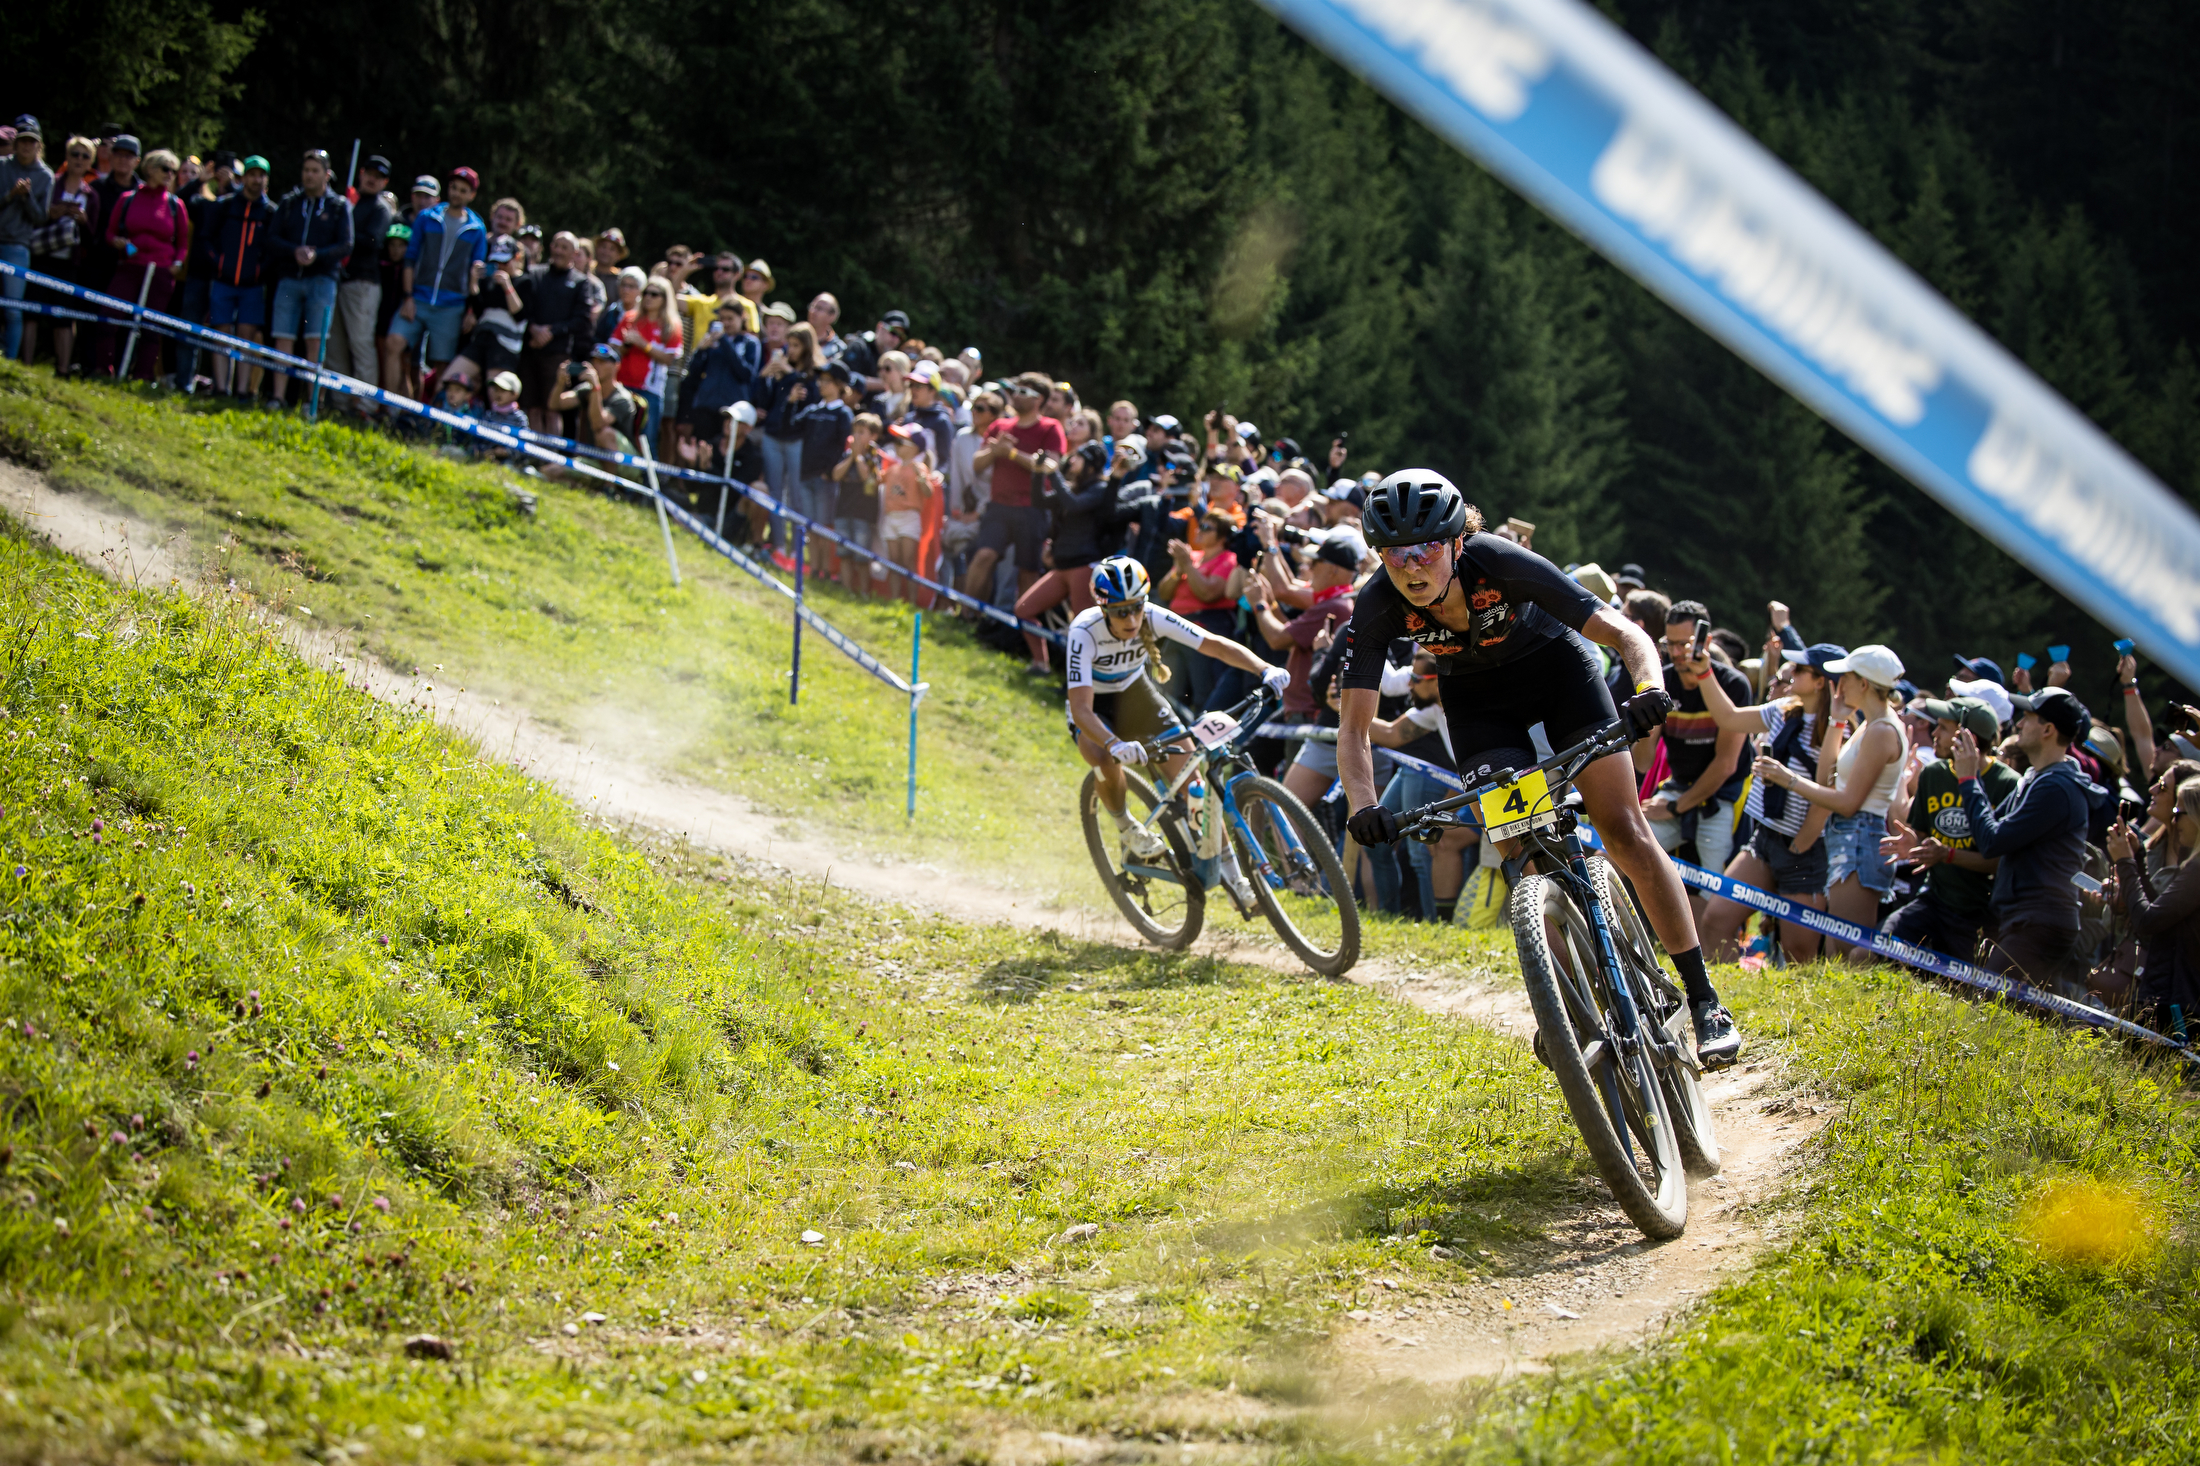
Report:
1588,857,1720,1177
1511,872,1688,1239
1229,776,1360,977
1080,768,1205,950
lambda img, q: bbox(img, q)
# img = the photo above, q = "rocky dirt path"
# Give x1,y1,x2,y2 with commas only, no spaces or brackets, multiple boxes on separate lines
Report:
2,462,1825,1386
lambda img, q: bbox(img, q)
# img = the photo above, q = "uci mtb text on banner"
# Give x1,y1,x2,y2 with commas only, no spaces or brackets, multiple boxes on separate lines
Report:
1079,686,1360,977
1398,719,1719,1239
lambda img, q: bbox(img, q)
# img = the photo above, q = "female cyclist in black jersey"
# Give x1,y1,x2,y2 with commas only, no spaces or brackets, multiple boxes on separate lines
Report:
1333,471,1742,1067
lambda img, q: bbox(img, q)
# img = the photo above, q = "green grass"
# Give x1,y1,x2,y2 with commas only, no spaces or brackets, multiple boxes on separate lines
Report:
0,363,1100,902
0,525,1591,1460
9,372,2200,1464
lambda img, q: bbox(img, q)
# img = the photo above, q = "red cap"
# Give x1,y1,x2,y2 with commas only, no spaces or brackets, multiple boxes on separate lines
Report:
449,166,480,189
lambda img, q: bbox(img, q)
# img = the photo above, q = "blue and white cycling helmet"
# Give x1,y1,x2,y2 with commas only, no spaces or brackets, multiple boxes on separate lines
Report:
1090,556,1151,608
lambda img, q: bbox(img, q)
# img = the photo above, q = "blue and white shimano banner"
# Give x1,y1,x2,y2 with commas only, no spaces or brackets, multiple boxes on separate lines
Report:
1672,858,2191,1060
1257,0,2200,689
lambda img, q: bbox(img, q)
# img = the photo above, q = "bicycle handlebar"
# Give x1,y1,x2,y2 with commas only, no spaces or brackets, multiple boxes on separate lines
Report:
1394,718,1636,838
1137,684,1282,763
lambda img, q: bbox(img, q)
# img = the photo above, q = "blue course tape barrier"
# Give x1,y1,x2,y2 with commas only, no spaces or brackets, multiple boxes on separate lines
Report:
0,260,1065,650
1255,0,2200,691
1670,857,2192,1062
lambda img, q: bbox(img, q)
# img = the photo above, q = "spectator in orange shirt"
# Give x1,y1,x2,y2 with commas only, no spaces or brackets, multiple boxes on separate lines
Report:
880,422,938,603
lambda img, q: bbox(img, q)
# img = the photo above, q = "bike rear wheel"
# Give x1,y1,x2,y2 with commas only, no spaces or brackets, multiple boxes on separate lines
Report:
1588,857,1720,1177
1511,872,1688,1239
1080,768,1204,950
1229,775,1360,976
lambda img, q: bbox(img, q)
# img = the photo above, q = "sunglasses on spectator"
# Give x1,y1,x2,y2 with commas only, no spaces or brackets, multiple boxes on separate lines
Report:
1377,541,1448,568
643,288,667,298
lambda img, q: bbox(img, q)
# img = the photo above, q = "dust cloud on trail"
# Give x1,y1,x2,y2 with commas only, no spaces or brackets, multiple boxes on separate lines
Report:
3,462,1822,1383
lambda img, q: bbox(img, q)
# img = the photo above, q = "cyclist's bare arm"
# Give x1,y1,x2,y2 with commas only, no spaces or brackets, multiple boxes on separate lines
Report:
1338,687,1381,815
1066,685,1117,749
1580,605,1662,693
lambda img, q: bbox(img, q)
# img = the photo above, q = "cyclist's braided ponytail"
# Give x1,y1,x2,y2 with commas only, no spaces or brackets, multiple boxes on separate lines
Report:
1138,610,1173,684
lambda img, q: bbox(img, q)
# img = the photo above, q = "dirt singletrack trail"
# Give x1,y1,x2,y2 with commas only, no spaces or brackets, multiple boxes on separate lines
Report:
2,463,1826,1383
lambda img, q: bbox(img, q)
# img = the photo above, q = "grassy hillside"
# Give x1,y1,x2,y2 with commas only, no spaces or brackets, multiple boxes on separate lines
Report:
0,523,1589,1459
0,362,1096,902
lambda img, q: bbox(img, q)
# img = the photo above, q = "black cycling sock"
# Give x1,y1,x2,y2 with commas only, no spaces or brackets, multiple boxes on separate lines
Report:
1671,945,1717,1008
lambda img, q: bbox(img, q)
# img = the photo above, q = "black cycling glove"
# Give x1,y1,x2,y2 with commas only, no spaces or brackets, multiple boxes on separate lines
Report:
1347,804,1400,846
1623,686,1676,740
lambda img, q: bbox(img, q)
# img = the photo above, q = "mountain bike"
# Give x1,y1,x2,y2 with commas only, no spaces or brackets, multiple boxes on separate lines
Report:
1079,685,1361,976
1396,719,1719,1238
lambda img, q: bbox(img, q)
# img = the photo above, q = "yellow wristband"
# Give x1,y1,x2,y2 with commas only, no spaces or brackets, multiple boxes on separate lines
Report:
1634,680,1657,695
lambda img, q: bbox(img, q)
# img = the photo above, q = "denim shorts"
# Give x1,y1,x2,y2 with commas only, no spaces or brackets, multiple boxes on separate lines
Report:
1291,730,1339,776
270,274,337,339
1825,810,1893,893
387,298,465,360
834,515,875,550
1748,825,1829,896
208,280,266,328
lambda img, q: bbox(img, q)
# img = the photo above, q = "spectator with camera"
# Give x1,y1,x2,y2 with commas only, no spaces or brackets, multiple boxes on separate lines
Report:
1248,529,1360,810
1013,439,1116,674
1951,685,2105,996
1156,506,1245,709
1,116,54,363
1648,600,1752,888
964,370,1065,612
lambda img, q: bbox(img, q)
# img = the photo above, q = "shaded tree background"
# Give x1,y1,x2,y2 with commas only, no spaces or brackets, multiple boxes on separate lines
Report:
8,0,2197,712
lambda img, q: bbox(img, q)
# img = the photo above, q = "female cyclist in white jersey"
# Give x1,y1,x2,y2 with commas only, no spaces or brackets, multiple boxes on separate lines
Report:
1068,556,1288,858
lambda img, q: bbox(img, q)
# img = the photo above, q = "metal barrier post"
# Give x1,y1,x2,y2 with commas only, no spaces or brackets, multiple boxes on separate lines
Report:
790,523,807,705
907,612,923,820
116,263,155,381
636,433,682,587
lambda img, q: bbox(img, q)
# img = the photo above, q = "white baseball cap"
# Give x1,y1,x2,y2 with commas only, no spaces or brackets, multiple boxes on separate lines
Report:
1948,676,2014,727
1825,643,1905,690
725,400,758,426
908,359,942,386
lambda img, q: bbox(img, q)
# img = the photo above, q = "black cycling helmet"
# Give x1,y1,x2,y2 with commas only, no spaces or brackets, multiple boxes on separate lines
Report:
1361,469,1469,547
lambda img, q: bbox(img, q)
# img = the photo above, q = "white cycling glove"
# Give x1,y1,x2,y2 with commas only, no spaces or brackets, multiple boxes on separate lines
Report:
1261,665,1292,696
1107,739,1148,766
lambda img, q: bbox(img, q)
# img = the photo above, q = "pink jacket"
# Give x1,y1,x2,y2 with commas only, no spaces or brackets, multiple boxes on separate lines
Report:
108,186,190,270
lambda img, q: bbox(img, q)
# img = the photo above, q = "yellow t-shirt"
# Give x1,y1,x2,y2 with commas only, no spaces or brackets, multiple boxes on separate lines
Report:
679,288,760,354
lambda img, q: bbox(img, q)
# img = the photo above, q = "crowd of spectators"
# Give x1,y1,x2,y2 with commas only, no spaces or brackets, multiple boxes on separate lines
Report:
5,120,2195,1043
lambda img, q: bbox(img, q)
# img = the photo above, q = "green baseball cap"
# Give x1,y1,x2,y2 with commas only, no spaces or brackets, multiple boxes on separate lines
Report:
1915,696,1999,746
385,222,412,241
239,154,270,174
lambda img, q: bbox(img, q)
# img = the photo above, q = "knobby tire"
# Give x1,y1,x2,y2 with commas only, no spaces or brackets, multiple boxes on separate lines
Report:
1510,872,1689,1239
1587,857,1721,1176
1080,768,1204,950
1229,776,1360,976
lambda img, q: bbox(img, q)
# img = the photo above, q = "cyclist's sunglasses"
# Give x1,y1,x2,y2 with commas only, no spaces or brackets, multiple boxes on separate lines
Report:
1377,540,1449,568
1102,600,1145,620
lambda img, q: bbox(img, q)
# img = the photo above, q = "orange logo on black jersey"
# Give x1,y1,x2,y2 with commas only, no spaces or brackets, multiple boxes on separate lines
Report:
1471,587,1502,610
1404,610,1425,632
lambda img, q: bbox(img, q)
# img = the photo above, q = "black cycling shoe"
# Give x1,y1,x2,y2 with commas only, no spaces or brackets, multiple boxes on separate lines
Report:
1690,1000,1743,1071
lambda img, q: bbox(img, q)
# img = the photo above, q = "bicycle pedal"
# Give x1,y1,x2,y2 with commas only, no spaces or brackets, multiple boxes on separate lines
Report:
1531,1028,1551,1070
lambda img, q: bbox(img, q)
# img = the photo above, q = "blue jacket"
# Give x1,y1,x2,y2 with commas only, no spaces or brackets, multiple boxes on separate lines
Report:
792,396,854,479
758,368,816,439
202,190,277,287
682,331,761,416
1961,756,2104,930
268,188,353,279
404,203,485,307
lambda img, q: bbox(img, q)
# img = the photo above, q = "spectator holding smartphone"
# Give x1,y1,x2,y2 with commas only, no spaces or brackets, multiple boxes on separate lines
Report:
1690,642,1842,964
832,411,886,596
1013,440,1114,673
1952,685,2105,996
677,297,760,463
1650,600,1752,885
1744,645,1908,961
879,422,941,603
2106,781,2200,1037
1,116,54,362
